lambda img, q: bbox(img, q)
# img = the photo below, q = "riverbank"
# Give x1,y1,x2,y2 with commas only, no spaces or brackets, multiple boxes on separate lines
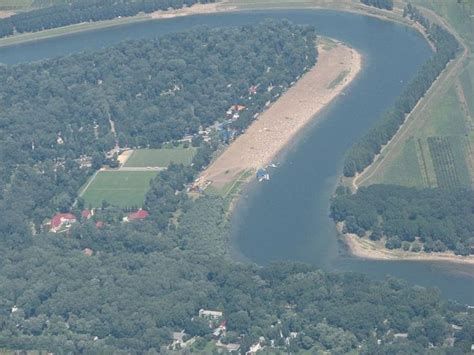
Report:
200,40,362,191
348,6,469,190
338,225,474,266
0,2,236,48
0,0,427,50
0,11,14,19
150,2,236,19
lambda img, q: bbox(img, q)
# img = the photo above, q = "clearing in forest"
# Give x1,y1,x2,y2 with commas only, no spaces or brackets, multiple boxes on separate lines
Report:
123,147,197,168
80,170,157,208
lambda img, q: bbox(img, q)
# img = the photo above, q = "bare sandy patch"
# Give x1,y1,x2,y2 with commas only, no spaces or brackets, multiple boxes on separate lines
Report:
150,2,235,20
0,11,14,19
200,41,362,189
343,228,474,266
117,149,134,166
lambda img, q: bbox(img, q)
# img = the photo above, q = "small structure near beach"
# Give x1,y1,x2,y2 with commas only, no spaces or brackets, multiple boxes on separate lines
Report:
256,168,270,182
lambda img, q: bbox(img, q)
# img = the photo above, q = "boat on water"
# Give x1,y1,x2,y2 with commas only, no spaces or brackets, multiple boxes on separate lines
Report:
256,168,270,182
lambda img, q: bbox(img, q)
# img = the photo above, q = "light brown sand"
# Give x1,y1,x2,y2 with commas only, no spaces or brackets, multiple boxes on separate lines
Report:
200,42,362,189
344,230,474,266
150,3,234,19
0,11,14,19
117,149,133,166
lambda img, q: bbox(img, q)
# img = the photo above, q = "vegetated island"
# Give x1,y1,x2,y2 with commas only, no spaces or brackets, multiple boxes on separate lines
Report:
200,38,362,196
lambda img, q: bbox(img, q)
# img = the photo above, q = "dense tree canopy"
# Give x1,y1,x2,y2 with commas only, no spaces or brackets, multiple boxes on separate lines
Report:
0,21,316,240
331,185,474,255
0,193,471,353
0,0,216,38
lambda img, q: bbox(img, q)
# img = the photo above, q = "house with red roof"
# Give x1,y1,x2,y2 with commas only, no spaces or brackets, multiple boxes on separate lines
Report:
248,85,258,95
48,213,77,233
123,209,149,222
81,209,93,220
232,104,246,112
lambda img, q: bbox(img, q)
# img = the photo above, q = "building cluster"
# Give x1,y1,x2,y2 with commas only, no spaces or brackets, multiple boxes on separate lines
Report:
43,208,149,234
178,85,259,147
168,309,273,354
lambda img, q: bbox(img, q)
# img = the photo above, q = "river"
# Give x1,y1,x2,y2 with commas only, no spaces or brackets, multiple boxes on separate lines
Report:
1,9,472,304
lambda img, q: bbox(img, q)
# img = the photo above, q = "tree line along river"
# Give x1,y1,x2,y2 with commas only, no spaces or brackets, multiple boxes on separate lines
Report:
1,9,473,304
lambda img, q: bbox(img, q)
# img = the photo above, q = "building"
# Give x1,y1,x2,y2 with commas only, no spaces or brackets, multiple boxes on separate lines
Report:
232,104,246,112
49,213,77,233
123,209,149,222
82,248,93,256
247,342,262,354
82,209,93,220
198,309,223,319
216,341,240,353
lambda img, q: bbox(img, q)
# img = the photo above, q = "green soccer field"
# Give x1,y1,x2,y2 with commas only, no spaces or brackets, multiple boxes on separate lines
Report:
124,147,197,168
81,171,157,208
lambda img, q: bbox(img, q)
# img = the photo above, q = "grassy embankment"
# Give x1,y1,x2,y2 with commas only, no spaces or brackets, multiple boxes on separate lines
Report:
356,0,474,189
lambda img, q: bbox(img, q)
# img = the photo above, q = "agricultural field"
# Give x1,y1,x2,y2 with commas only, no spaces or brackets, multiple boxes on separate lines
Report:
360,0,474,189
0,0,65,10
80,170,157,208
427,136,470,188
123,147,196,168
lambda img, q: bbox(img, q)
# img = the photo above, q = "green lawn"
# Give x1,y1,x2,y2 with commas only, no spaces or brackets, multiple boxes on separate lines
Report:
124,147,196,168
81,171,157,208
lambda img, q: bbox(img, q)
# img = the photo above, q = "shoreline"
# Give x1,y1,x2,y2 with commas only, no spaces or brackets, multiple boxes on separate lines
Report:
0,1,429,50
0,2,236,48
199,41,362,192
349,6,468,190
337,224,474,266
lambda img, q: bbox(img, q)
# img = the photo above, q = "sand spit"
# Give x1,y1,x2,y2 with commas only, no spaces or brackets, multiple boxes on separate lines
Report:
200,42,362,189
0,11,14,19
150,3,235,19
344,232,474,266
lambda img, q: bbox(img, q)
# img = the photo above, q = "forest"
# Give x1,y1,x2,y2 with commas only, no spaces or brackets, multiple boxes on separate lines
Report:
0,0,216,38
331,185,474,255
360,0,393,11
0,21,316,240
343,4,460,177
1,191,473,353
0,18,473,354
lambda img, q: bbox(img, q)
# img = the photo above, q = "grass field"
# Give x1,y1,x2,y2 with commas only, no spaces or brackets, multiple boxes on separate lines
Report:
81,170,157,208
124,147,196,168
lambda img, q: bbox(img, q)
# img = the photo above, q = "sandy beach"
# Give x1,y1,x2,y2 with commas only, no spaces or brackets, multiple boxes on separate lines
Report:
150,3,235,19
343,229,474,266
0,11,14,19
200,41,362,189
